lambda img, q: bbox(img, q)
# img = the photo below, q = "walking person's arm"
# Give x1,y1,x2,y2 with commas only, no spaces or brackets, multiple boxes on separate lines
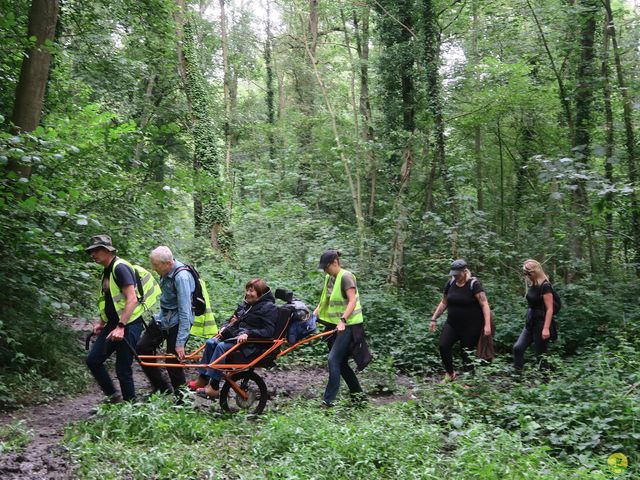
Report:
430,296,448,332
107,285,137,341
174,272,195,360
337,288,357,332
475,291,492,336
541,293,553,340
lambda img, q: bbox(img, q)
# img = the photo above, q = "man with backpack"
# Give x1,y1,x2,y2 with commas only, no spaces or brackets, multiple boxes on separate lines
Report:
85,235,160,403
137,246,196,396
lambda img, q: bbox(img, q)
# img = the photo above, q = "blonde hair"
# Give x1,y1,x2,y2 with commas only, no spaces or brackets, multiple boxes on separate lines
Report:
452,268,473,283
522,259,548,286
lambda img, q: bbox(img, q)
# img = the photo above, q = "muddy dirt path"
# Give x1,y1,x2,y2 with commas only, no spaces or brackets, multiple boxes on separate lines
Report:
0,365,144,480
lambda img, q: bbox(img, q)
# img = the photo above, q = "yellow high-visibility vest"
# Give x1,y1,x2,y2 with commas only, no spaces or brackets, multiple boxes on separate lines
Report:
318,269,363,325
190,278,218,337
98,258,160,322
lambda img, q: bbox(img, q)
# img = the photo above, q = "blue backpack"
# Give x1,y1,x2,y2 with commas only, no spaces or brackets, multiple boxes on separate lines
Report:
286,300,317,344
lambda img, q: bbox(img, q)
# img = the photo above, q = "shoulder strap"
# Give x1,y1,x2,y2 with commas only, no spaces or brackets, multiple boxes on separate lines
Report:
469,277,477,291
171,265,190,279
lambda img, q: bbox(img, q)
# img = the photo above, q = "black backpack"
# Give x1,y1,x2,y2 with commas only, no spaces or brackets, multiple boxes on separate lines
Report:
172,264,207,316
542,281,562,315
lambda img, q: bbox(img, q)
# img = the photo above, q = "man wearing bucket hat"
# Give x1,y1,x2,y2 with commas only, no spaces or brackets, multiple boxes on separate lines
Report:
85,235,159,403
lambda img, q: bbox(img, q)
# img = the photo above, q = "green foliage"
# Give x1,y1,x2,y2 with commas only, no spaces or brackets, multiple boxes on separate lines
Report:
416,340,640,471
0,420,31,455
0,102,186,409
64,379,627,479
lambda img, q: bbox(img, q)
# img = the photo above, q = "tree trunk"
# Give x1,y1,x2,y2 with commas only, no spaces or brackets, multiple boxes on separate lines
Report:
516,113,534,211
8,0,59,179
600,10,614,271
296,6,366,251
388,147,413,287
174,0,201,227
496,119,505,236
219,0,232,183
339,4,363,224
264,1,276,161
294,0,319,196
175,0,193,115
133,74,157,165
526,0,574,139
604,0,640,272
472,0,483,211
422,0,457,254
176,1,228,249
308,0,319,55
376,0,417,284
571,0,598,272
353,6,376,221
400,8,415,134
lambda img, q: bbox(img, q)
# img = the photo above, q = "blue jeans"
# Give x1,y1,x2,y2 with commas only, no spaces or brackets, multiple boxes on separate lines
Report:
323,326,362,404
197,337,235,381
86,320,143,401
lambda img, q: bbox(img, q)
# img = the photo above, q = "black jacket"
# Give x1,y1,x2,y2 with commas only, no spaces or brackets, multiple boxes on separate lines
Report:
325,323,372,372
349,323,372,371
221,290,277,340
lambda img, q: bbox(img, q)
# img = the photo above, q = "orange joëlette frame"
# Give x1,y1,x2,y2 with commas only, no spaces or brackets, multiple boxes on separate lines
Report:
137,329,336,373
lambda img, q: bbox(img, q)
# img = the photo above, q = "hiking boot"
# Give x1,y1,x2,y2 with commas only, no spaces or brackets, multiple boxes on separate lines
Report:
321,400,335,408
107,393,123,404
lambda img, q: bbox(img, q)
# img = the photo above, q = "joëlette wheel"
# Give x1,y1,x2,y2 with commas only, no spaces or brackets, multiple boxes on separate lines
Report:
219,370,268,415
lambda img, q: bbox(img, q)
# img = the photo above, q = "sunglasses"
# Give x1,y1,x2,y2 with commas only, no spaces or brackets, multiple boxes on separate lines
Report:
522,270,534,276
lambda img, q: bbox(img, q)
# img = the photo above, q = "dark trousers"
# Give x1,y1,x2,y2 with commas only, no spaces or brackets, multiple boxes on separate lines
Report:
86,320,143,401
439,322,482,375
324,326,363,404
136,321,187,394
513,323,550,371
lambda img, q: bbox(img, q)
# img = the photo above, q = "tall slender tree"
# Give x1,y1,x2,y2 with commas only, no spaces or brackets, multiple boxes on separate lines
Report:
8,0,59,179
603,0,640,272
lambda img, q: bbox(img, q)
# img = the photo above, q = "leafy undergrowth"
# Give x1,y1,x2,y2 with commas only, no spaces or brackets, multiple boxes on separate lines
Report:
63,339,639,480
0,420,31,455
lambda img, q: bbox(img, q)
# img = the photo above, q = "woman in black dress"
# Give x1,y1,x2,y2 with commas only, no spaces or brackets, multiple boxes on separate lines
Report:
430,259,492,381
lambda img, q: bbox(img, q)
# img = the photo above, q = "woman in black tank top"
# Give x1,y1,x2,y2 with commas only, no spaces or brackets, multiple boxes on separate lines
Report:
512,259,556,372
430,259,492,381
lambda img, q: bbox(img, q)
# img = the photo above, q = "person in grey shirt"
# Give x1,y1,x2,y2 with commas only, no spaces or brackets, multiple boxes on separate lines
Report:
137,246,195,395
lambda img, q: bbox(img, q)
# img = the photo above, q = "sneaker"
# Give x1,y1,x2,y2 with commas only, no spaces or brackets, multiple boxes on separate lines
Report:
321,400,335,408
187,376,209,391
